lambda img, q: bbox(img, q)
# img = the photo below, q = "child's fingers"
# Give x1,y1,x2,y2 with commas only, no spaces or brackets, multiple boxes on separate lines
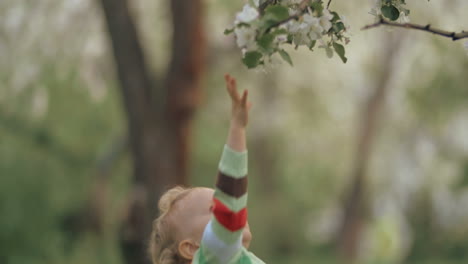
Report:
224,74,232,91
230,78,237,92
228,83,239,101
247,101,253,110
241,90,248,107
225,74,240,101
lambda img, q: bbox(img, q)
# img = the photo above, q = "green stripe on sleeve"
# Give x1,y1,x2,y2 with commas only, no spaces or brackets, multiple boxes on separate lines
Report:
214,188,248,213
211,217,244,245
219,145,248,179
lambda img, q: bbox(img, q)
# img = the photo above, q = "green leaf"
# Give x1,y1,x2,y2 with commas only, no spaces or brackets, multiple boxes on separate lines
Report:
381,5,400,21
332,22,345,33
309,40,316,50
264,5,289,21
332,42,347,63
242,51,263,69
279,49,293,66
224,28,234,35
331,11,340,23
310,2,324,16
261,19,276,29
326,47,334,58
401,7,410,16
257,33,275,53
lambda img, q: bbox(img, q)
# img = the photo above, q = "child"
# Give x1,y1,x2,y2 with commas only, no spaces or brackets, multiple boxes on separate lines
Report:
149,74,265,264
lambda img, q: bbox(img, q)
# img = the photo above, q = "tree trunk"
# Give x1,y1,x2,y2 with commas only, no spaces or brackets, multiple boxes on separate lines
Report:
165,0,206,185
337,33,404,262
99,1,168,263
98,0,205,263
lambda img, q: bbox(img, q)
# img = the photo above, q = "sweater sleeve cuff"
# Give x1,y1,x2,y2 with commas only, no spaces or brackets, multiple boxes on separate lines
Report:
218,145,247,179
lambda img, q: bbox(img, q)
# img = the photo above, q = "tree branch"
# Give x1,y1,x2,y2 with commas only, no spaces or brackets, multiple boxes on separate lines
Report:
362,17,468,41
327,0,332,9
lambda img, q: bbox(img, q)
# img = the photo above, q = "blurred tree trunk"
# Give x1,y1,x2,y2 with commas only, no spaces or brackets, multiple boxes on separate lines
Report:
99,0,205,263
337,34,404,262
165,0,206,185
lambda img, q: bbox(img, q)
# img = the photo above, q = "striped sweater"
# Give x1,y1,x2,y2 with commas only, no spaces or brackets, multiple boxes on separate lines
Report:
193,145,265,264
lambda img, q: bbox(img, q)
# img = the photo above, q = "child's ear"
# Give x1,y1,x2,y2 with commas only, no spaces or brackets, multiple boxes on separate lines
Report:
178,239,199,260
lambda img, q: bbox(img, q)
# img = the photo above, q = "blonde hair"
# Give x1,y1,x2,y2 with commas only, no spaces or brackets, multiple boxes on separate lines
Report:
149,186,195,264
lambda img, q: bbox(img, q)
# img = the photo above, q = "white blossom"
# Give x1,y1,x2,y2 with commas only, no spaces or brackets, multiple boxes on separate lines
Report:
322,9,334,20
288,14,324,46
293,20,313,46
275,34,288,44
304,14,323,40
400,14,410,23
303,14,319,27
234,26,257,51
309,30,321,41
236,4,259,24
287,20,301,34
293,31,312,46
298,17,312,32
310,24,324,40
288,7,297,16
227,0,352,67
319,9,333,32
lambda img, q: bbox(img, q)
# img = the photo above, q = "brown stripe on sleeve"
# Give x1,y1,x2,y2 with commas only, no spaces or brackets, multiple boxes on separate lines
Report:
216,172,248,198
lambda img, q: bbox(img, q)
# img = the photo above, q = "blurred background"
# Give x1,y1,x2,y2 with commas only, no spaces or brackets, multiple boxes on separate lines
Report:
1,0,468,264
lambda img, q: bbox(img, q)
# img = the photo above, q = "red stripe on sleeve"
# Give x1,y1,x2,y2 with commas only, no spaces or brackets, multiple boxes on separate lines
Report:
212,198,247,232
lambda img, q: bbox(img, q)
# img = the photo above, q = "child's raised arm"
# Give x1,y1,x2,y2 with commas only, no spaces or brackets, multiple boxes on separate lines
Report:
196,74,252,264
225,74,251,152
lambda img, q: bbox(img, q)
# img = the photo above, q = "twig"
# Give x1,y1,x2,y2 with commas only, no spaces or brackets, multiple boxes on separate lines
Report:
327,0,332,9
362,17,468,41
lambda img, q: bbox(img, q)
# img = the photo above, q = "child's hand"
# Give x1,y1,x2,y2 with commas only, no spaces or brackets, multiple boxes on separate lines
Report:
225,74,252,129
